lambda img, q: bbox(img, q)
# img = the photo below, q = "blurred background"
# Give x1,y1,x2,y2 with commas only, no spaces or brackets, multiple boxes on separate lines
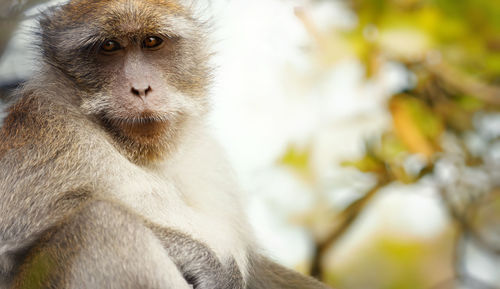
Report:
1,0,499,288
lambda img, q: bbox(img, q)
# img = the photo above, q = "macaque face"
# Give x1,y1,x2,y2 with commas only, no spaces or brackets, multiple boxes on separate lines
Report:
41,0,211,143
91,32,190,141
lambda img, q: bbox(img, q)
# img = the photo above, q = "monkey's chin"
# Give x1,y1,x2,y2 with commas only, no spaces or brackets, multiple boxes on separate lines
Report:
120,119,170,139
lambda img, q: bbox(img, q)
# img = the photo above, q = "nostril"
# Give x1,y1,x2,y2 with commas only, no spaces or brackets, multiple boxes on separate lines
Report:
131,87,140,96
130,86,152,97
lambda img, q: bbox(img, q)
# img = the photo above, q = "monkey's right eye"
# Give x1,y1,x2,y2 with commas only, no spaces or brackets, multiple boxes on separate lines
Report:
100,40,122,53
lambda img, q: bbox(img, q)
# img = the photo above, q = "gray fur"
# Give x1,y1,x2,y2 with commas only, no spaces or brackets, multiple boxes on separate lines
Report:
11,200,192,289
150,224,244,289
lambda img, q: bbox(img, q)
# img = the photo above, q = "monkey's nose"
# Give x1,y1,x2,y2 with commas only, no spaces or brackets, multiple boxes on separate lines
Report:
131,86,152,98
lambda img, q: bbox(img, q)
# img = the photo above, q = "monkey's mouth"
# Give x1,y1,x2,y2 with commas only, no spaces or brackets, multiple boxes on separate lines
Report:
107,111,171,125
100,112,172,139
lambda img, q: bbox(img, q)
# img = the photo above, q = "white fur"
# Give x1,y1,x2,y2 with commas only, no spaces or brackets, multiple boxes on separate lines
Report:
163,15,198,38
98,123,252,279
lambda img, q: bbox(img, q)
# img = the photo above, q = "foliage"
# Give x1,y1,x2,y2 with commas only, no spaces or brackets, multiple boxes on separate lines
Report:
339,0,500,209
285,0,500,287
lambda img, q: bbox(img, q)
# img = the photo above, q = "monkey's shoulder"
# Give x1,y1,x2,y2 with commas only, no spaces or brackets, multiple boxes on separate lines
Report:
0,90,110,184
1,91,83,145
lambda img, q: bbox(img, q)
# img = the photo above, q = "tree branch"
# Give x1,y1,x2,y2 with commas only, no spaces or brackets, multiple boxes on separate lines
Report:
310,179,389,279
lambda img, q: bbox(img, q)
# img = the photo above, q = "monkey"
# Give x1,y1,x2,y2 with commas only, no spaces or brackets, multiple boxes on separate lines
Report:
0,0,331,288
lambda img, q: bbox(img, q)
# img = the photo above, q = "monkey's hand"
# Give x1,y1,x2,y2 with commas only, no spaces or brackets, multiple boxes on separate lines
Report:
150,225,245,289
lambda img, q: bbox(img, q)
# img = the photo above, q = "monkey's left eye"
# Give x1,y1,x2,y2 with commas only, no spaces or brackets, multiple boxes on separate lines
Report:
142,36,164,49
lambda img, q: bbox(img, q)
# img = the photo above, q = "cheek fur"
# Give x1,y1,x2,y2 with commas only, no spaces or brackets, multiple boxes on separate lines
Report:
80,91,114,116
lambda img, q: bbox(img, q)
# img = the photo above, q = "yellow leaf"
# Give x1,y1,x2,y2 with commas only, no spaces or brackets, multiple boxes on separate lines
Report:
341,155,385,174
278,144,314,181
389,96,436,161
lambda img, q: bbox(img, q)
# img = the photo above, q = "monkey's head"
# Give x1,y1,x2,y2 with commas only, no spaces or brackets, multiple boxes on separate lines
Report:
39,0,212,162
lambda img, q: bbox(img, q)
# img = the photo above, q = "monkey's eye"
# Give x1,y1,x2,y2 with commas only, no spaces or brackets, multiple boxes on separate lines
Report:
100,40,122,53
142,36,164,49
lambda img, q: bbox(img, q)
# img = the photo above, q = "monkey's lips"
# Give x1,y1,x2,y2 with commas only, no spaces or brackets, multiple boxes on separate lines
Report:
102,111,171,139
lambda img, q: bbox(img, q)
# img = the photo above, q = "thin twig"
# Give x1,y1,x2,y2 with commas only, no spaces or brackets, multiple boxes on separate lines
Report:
310,179,389,279
425,62,500,106
437,186,500,289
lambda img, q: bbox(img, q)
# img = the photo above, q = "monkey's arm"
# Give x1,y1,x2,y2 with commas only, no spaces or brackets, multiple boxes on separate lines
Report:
246,253,332,289
11,198,245,289
11,200,193,289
